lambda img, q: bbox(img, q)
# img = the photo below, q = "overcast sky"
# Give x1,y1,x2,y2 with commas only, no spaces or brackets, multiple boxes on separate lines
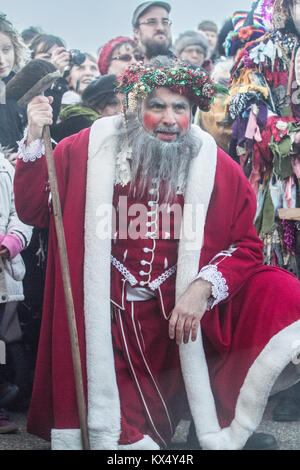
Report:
3,0,256,56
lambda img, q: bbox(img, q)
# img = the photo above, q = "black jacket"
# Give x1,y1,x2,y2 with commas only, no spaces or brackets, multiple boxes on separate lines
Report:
0,73,27,151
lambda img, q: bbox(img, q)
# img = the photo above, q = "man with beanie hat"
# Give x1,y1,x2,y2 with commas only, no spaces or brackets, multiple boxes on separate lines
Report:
132,1,174,62
198,20,219,62
174,30,210,70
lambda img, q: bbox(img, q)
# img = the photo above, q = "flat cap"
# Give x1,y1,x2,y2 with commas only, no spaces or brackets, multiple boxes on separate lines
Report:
82,74,117,107
132,1,171,28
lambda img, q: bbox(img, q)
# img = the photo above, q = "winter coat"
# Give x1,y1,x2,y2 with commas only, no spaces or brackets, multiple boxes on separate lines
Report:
0,153,32,303
0,73,27,151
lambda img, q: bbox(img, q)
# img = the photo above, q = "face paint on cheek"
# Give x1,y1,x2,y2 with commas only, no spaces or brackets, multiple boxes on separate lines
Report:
143,112,161,132
177,115,190,133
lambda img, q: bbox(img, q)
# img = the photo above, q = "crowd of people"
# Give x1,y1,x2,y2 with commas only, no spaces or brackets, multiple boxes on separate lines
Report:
0,0,300,451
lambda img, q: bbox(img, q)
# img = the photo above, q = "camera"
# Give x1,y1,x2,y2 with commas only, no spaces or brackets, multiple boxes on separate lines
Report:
69,49,86,67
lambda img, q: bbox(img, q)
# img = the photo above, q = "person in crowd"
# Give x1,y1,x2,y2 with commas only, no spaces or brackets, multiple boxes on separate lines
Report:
197,20,219,63
67,53,99,96
0,147,32,431
132,1,174,62
226,0,300,422
51,74,121,143
61,53,99,106
21,26,43,46
13,55,300,451
97,36,141,77
0,13,29,166
215,17,234,61
31,34,98,115
174,30,212,73
67,52,99,98
29,33,70,123
82,74,122,118
30,33,69,73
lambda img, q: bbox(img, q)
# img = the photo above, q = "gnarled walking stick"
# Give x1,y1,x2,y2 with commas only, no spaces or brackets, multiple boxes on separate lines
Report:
6,60,90,450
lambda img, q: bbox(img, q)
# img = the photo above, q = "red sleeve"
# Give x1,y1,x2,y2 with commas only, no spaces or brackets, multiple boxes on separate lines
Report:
14,155,50,228
14,131,88,228
202,149,264,301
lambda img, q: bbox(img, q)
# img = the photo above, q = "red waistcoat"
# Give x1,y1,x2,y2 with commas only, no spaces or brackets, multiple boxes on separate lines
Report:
111,181,184,319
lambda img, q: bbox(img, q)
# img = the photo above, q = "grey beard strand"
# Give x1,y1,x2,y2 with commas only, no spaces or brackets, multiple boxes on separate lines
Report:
116,114,200,203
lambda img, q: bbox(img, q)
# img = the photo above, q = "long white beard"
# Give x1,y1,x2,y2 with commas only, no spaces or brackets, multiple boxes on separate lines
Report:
116,113,200,203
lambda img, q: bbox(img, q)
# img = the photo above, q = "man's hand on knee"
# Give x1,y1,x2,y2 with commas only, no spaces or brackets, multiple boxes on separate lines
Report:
169,279,212,345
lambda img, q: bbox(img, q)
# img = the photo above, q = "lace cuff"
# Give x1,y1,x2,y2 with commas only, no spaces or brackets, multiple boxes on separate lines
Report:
195,264,229,310
17,127,45,163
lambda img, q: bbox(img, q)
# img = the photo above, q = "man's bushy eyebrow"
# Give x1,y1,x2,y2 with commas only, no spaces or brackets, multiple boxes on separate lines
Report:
174,100,189,107
146,98,189,107
147,98,165,106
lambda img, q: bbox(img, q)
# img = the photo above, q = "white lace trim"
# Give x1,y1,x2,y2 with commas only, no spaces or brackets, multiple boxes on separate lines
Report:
111,255,177,291
196,264,229,310
17,127,45,163
148,264,177,291
111,255,138,286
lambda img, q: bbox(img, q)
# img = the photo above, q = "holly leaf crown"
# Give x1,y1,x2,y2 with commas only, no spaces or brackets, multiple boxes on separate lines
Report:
116,60,228,112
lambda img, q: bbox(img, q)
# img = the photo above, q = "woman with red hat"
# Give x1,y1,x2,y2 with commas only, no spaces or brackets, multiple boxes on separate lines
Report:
97,36,143,77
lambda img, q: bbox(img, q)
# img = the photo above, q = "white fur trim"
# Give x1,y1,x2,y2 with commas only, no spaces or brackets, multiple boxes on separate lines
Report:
198,320,300,450
83,116,121,449
119,435,160,450
176,126,221,438
51,429,83,450
51,428,122,450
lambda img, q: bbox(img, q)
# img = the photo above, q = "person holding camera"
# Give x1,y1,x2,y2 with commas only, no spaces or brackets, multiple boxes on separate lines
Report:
30,35,99,115
61,52,99,107
30,33,71,124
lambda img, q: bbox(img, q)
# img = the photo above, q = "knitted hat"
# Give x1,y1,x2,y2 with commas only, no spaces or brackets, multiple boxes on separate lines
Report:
198,20,218,34
174,30,209,58
82,74,117,108
132,1,171,28
97,37,137,75
224,9,267,57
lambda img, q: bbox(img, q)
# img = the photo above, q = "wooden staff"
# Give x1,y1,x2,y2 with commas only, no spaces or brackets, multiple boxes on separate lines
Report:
43,125,90,450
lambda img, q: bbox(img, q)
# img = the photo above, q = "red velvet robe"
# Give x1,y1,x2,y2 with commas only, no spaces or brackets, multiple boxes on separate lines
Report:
14,120,300,450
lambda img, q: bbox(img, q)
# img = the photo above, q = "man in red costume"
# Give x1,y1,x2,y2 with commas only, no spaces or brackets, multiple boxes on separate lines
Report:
14,56,300,450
